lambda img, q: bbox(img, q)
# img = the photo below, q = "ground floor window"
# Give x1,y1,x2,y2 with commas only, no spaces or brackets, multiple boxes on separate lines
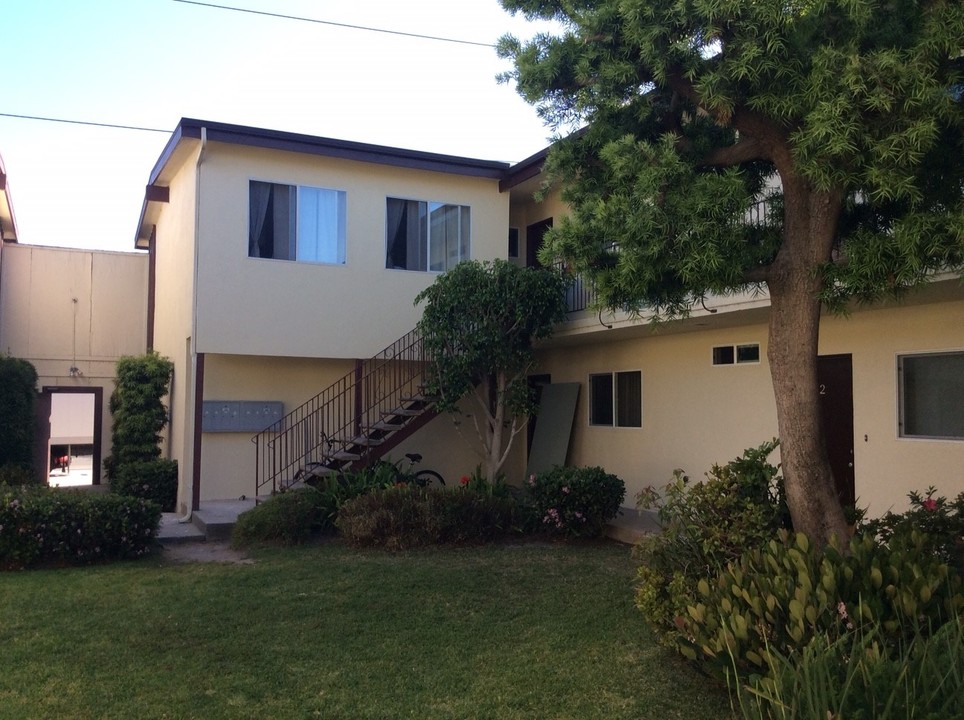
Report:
712,343,760,365
898,351,964,440
589,371,642,427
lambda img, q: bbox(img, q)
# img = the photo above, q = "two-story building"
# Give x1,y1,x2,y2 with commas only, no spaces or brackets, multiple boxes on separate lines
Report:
5,119,960,520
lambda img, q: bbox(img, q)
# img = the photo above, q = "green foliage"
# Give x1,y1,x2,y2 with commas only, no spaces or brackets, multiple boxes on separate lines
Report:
0,486,160,569
731,618,964,720
498,0,963,312
0,355,38,472
635,440,790,645
415,260,569,481
862,486,964,574
0,463,38,487
525,465,625,537
104,352,174,479
231,488,334,548
110,459,178,512
681,530,963,682
336,485,518,551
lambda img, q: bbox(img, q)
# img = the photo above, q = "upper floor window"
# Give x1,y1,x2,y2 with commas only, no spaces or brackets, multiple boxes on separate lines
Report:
899,351,964,440
386,197,470,271
712,343,761,365
249,181,346,264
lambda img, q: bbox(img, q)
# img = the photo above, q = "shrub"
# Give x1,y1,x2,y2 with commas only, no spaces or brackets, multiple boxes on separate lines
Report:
104,352,174,479
862,486,964,573
336,485,517,550
730,618,964,720
231,487,333,548
524,465,625,537
0,355,38,472
680,530,963,682
111,459,178,512
0,463,38,487
635,440,789,645
0,486,161,569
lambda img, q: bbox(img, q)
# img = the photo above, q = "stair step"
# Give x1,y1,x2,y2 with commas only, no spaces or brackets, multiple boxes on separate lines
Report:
382,407,421,417
346,435,384,447
365,420,402,432
332,450,361,461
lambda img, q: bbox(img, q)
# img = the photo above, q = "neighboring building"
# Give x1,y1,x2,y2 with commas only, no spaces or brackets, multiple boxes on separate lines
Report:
0,243,148,484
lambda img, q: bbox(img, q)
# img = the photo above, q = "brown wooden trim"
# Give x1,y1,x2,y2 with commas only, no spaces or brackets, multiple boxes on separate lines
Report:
146,227,156,351
191,352,205,512
145,184,169,203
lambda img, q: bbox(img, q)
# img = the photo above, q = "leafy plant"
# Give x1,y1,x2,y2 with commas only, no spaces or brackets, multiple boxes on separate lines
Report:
681,530,963,682
862,486,964,573
730,618,964,720
525,465,625,538
111,459,178,512
104,352,174,480
635,440,789,645
336,485,517,550
416,260,569,483
0,355,38,477
231,487,333,547
0,485,160,569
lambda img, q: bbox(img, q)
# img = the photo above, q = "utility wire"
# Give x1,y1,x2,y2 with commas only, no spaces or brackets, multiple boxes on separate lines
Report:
0,112,169,134
171,0,496,48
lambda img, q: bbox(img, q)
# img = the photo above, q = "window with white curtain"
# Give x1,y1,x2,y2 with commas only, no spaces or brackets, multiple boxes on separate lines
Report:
249,181,346,264
385,197,470,271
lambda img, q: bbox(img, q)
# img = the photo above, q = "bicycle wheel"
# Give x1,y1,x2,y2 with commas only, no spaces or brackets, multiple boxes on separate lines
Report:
414,469,445,488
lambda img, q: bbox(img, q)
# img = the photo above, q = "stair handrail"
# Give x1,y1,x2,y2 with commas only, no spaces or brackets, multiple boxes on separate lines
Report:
251,326,432,497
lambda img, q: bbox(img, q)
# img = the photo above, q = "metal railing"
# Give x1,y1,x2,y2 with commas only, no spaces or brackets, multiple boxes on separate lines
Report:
252,327,433,497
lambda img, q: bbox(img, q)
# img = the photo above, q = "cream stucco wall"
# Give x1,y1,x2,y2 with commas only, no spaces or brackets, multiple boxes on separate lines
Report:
149,142,202,512
0,244,148,480
193,143,510,360
197,354,356,501
527,283,964,518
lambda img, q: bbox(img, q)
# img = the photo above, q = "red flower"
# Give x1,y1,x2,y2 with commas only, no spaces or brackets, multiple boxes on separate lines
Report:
923,497,938,511
460,476,470,486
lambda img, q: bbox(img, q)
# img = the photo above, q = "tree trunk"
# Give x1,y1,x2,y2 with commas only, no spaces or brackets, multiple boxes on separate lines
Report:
766,183,850,547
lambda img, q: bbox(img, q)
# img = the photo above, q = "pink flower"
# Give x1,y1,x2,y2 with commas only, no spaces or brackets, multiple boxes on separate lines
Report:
528,474,536,487
923,497,938,511
460,476,470,486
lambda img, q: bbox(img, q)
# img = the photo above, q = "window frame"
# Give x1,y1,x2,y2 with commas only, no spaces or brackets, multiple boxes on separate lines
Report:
248,179,347,265
897,350,964,441
712,343,761,366
385,196,471,272
588,370,643,428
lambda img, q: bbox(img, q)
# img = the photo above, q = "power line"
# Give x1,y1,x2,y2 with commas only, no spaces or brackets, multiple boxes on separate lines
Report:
172,0,496,48
0,112,169,134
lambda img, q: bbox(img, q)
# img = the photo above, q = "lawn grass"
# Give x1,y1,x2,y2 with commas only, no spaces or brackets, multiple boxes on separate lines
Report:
0,539,733,719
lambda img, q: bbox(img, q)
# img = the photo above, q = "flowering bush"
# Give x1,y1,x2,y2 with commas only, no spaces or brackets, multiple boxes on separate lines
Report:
861,486,964,572
1,486,161,569
111,459,178,512
525,466,625,537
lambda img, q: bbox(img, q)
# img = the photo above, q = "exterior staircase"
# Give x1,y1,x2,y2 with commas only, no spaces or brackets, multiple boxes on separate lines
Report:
251,327,438,497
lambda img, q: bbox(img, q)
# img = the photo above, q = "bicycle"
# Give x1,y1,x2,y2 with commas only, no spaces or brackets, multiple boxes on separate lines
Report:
375,453,445,489
292,452,444,490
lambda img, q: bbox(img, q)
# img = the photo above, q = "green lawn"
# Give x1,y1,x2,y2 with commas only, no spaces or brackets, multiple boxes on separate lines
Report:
0,540,732,719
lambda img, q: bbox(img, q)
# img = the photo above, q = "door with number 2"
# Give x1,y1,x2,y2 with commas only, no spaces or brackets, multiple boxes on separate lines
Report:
817,354,855,509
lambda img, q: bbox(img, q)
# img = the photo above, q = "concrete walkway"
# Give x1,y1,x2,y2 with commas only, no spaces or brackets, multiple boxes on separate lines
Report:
157,498,257,544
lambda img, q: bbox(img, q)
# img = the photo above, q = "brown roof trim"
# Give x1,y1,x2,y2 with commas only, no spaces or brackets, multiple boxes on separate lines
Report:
500,146,550,192
177,118,510,179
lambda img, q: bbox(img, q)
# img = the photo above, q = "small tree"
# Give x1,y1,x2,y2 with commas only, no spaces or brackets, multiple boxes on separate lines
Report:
104,352,174,480
416,260,569,482
0,355,38,478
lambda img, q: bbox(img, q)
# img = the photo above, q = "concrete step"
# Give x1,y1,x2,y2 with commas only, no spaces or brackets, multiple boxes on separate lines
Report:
157,498,257,544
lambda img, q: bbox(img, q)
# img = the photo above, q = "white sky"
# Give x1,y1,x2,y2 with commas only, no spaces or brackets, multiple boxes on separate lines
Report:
1,0,561,252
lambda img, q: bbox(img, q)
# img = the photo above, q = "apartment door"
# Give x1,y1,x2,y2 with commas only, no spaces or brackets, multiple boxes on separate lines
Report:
526,218,553,269
817,355,855,508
